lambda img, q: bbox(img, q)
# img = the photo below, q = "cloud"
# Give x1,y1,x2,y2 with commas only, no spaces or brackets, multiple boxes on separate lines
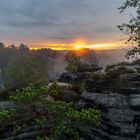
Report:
0,0,132,45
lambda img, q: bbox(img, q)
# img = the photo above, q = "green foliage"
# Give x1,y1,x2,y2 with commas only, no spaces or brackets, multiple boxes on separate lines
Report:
0,43,58,91
0,109,17,123
91,69,122,86
47,82,80,102
47,101,100,139
3,55,48,89
9,84,47,104
65,52,81,73
1,85,100,139
105,66,134,85
34,116,48,126
105,69,121,85
0,89,10,101
47,101,100,125
47,82,61,99
117,66,135,73
118,0,140,59
12,123,24,136
54,124,79,140
105,62,129,72
125,68,135,73
65,65,79,73
0,43,100,139
71,83,85,94
135,67,140,73
91,73,105,81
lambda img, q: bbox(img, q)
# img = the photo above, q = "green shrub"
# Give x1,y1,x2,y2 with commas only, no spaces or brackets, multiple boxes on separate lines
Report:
9,84,47,104
1,85,101,140
105,64,117,72
65,52,81,73
47,82,61,100
48,82,80,102
105,69,121,86
0,89,10,101
136,67,140,73
91,73,103,80
105,62,129,72
71,83,85,94
0,109,17,123
125,68,135,73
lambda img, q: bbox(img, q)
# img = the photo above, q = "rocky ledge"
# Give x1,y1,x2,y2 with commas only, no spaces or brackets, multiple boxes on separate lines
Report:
77,91,140,140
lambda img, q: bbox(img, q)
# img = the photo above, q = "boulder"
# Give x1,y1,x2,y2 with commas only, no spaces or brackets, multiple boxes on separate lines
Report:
0,101,16,110
121,73,140,87
77,91,140,140
129,94,140,109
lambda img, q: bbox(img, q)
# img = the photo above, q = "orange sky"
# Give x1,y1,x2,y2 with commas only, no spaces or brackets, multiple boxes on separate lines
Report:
0,0,132,51
29,40,126,51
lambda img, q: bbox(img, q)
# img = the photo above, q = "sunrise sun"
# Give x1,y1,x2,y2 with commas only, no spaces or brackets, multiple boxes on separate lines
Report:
74,45,83,50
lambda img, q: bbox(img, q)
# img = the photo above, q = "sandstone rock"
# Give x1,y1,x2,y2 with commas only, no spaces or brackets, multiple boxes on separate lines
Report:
78,64,102,73
129,94,140,109
121,73,140,87
58,72,90,83
81,92,129,109
78,91,140,140
0,101,16,110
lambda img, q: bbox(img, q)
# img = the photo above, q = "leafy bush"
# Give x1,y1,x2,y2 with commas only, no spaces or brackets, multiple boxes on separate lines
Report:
0,85,100,140
3,55,48,90
47,82,61,100
105,69,121,85
47,101,100,139
48,82,80,102
0,89,10,101
65,52,81,73
136,67,140,73
105,62,129,72
0,109,17,123
71,83,85,94
125,68,135,73
9,84,47,104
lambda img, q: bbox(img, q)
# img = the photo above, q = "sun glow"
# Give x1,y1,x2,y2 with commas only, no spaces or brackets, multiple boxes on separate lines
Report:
74,45,83,50
86,43,119,50
29,41,120,51
73,40,85,50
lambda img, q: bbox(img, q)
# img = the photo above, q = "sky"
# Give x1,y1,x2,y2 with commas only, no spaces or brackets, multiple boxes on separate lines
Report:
0,0,133,50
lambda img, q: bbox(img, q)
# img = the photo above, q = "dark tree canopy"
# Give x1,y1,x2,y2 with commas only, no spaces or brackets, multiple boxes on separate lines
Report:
65,52,81,73
118,0,140,58
0,43,58,90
